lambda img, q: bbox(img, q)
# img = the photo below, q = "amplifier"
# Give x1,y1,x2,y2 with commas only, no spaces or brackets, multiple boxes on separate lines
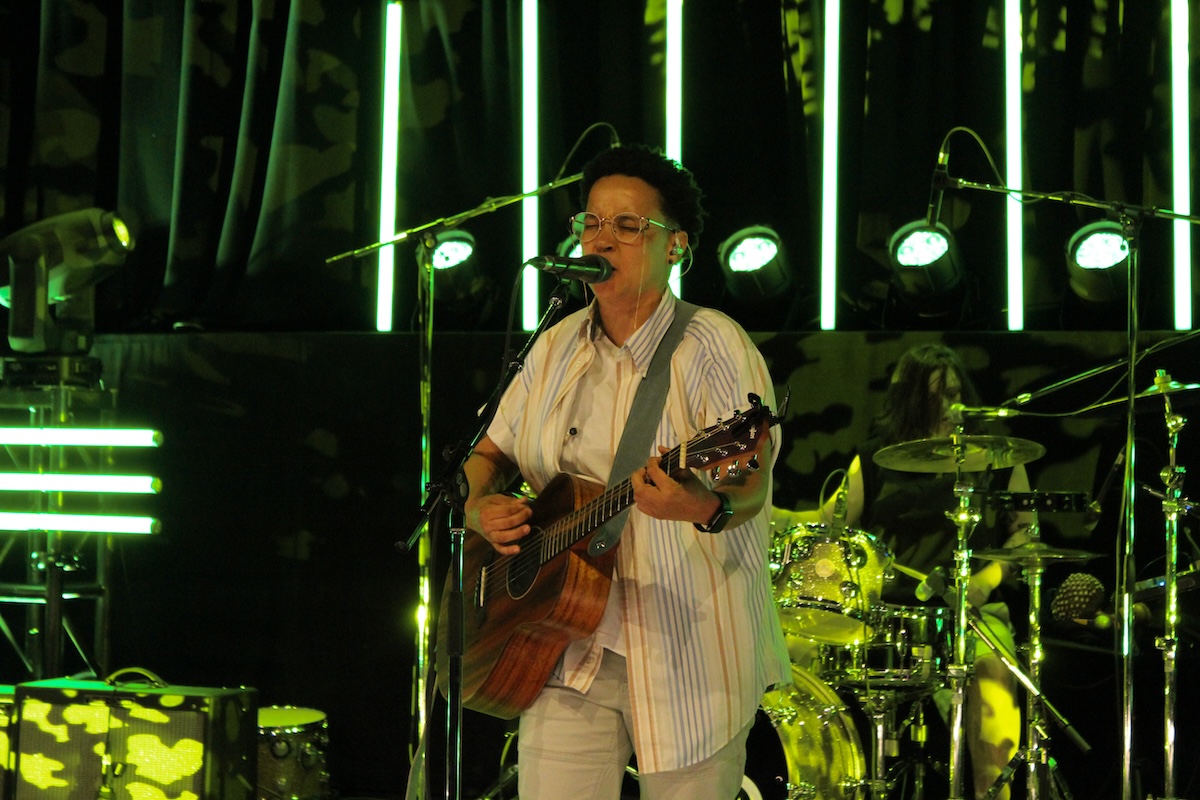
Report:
12,679,256,800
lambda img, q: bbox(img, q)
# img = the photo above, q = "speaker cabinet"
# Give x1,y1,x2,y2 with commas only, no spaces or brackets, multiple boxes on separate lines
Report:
12,679,256,800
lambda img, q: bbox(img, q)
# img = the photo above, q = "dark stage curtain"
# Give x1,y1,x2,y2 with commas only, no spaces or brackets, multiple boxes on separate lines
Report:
0,1,1189,334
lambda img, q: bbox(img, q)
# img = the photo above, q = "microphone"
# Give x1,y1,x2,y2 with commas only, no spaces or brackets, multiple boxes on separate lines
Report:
948,403,1021,419
925,144,951,226
525,254,613,283
1083,447,1125,531
915,566,949,602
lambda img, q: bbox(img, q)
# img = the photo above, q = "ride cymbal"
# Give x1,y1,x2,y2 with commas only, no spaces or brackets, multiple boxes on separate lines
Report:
873,435,1045,473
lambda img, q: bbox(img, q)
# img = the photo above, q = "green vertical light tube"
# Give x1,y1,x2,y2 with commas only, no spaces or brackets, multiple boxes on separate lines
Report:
377,2,403,332
521,0,541,331
1171,0,1192,329
666,0,684,296
818,0,841,330
1005,0,1024,330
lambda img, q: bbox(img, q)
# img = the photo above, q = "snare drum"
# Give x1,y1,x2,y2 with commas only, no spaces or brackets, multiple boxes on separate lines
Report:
740,665,866,800
819,604,954,689
257,706,330,800
771,523,891,644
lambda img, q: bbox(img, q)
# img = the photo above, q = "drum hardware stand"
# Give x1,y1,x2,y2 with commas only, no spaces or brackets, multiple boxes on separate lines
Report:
857,686,940,800
1149,369,1186,800
945,430,981,800
979,508,1085,800
859,688,901,799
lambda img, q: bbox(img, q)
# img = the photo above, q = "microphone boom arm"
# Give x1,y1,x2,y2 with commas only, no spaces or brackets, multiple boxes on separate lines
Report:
325,172,584,264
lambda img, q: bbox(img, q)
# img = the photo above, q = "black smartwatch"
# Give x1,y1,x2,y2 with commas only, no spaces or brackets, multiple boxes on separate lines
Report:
694,491,733,533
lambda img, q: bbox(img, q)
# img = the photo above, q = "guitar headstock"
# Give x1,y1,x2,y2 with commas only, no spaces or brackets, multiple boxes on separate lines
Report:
670,393,779,475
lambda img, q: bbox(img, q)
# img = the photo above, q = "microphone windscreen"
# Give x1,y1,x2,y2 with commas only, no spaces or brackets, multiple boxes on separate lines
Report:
1051,572,1106,621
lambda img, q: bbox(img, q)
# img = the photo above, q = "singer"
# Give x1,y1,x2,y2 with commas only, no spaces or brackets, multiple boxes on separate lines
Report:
773,344,1032,800
458,144,788,800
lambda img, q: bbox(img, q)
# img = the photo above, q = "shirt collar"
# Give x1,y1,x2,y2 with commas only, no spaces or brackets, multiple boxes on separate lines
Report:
576,290,677,377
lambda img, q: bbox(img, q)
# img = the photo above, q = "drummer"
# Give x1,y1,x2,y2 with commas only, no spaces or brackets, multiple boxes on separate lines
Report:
773,343,1032,800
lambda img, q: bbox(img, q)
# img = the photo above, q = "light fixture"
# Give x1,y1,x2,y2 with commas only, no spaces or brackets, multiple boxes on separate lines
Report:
717,226,793,302
0,208,133,354
0,428,162,447
886,220,963,312
556,235,582,259
424,229,476,270
1066,220,1129,304
0,512,159,535
0,474,160,494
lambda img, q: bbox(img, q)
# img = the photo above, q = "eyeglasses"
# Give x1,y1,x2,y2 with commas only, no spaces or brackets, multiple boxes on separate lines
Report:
569,212,679,244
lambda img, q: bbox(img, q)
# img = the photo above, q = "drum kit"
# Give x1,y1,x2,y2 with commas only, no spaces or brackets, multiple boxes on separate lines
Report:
756,431,1103,800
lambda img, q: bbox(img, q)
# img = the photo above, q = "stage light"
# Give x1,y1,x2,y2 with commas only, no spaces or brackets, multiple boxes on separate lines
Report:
0,512,159,535
1066,221,1129,304
0,427,162,447
424,229,476,270
0,208,133,354
886,220,963,311
717,226,793,302
556,235,582,259
0,473,160,494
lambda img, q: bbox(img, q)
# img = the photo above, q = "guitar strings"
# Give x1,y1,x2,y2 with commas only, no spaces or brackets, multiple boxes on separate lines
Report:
474,442,715,604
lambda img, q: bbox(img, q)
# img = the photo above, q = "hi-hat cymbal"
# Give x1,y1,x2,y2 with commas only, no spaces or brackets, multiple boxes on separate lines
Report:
973,542,1101,566
873,435,1046,473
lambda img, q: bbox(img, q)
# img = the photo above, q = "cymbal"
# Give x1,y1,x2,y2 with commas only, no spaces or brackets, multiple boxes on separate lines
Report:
973,542,1101,565
873,435,1045,473
984,490,1090,513
1089,380,1200,413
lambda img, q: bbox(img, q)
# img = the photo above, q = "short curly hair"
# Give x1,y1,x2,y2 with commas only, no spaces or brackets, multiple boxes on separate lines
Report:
579,144,707,249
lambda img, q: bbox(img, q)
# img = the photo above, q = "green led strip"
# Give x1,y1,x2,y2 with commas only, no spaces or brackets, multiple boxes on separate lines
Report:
818,0,841,330
665,0,683,296
521,0,541,331
376,2,404,332
0,474,160,494
1005,0,1024,330
1171,0,1191,329
0,428,161,447
0,512,160,535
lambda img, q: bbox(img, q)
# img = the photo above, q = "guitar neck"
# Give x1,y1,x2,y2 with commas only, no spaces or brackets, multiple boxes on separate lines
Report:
538,448,682,563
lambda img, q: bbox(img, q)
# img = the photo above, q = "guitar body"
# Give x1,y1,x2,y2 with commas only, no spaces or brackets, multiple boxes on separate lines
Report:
436,472,616,719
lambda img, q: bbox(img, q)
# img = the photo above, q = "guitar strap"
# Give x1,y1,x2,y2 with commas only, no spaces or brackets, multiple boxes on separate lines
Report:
587,299,699,557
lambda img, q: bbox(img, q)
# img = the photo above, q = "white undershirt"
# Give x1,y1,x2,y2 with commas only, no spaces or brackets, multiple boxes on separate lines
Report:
559,332,628,657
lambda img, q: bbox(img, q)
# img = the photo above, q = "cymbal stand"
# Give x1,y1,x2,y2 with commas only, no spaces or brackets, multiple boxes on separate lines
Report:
945,430,980,800
1151,369,1185,800
981,509,1074,800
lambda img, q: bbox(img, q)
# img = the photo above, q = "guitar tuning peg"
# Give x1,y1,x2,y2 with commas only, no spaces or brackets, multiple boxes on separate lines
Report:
710,466,722,481
726,460,742,479
747,456,760,471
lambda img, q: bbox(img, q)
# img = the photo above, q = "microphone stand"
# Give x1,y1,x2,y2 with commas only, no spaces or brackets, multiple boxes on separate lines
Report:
397,279,572,800
327,166,583,799
324,172,583,264
936,168,1200,800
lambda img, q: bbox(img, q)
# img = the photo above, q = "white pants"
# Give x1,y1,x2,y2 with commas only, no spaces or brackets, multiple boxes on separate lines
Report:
517,650,753,800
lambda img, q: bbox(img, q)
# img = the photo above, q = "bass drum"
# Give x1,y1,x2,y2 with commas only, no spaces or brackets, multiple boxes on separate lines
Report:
739,665,865,800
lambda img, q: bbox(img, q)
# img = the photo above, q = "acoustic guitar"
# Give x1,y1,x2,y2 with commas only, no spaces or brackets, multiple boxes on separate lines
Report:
436,393,779,719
